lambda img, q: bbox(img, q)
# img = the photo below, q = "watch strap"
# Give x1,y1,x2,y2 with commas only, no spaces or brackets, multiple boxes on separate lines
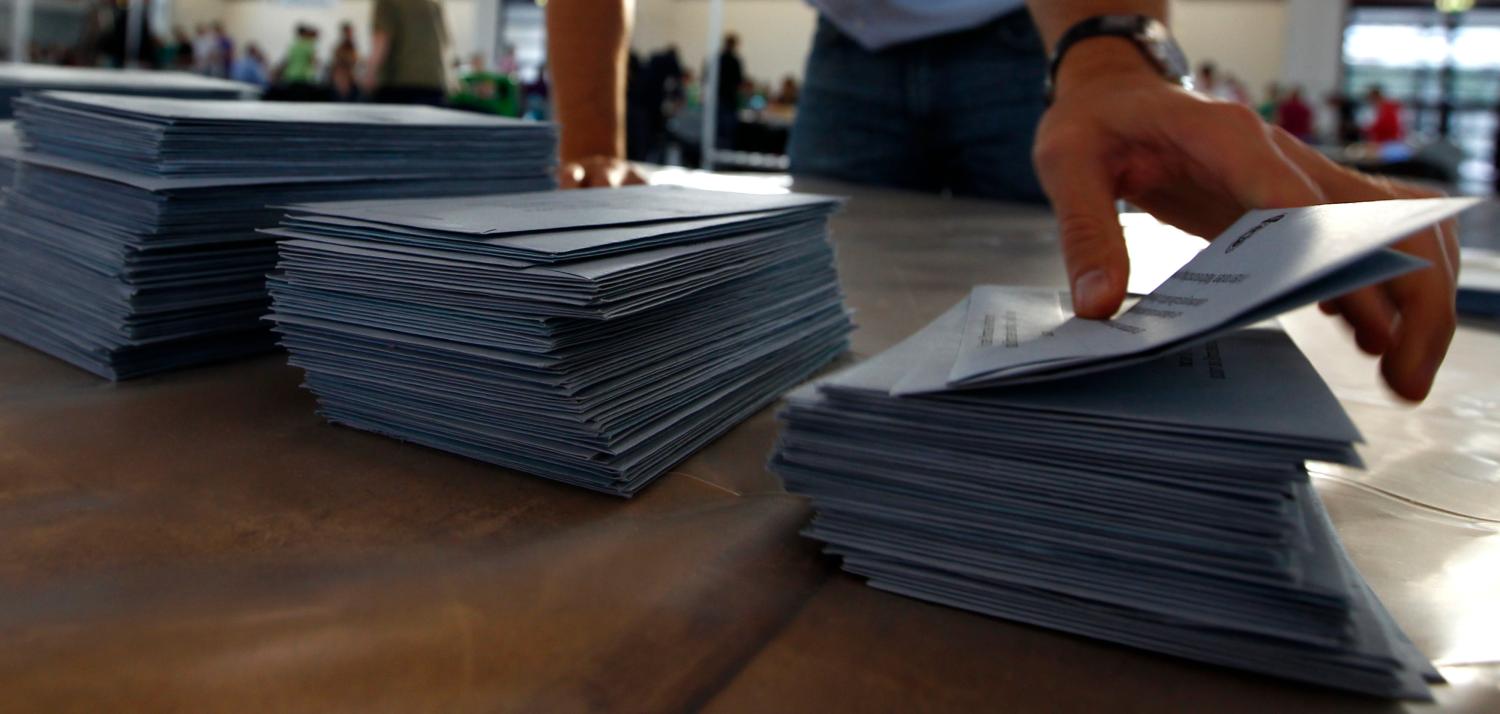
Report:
1045,15,1189,104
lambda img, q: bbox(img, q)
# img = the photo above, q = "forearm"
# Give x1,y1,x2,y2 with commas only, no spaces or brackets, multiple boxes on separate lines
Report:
547,0,632,163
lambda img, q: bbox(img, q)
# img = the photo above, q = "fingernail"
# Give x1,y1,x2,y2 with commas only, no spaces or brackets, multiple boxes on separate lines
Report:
1073,269,1111,316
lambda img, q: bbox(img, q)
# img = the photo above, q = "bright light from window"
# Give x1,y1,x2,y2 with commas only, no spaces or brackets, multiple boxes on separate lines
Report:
1452,27,1500,67
1344,24,1450,66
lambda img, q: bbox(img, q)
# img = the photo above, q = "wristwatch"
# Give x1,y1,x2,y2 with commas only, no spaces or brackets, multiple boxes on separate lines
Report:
1045,15,1191,103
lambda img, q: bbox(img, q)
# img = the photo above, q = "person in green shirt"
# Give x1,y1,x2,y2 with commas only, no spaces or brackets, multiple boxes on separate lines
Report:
364,0,450,105
276,24,320,87
451,52,521,117
1257,83,1282,123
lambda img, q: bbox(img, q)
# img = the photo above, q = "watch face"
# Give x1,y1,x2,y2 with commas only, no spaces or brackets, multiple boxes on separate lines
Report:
1137,18,1191,87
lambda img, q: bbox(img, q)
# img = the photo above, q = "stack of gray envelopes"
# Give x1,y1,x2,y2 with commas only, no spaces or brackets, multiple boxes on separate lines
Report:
772,200,1482,700
1457,248,1500,318
773,295,1438,699
267,185,853,496
0,91,556,379
0,63,256,118
0,121,18,190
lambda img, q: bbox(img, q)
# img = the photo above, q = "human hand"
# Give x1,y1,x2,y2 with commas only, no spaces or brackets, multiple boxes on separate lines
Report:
558,155,647,189
1268,128,1459,402
1033,39,1459,401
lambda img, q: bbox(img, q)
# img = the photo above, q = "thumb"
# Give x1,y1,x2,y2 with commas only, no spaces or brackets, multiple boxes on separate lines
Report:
1034,134,1128,319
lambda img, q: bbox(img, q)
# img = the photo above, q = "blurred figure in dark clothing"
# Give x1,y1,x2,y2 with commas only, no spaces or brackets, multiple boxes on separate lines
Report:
1328,93,1362,146
331,22,361,101
715,33,743,149
522,63,550,120
213,22,234,77
649,45,684,103
643,46,683,161
81,0,122,66
776,75,800,105
625,46,687,162
626,51,651,161
167,26,194,69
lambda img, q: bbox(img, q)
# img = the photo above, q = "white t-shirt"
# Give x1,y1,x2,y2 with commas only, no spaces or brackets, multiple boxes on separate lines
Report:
808,0,1028,51
193,34,220,75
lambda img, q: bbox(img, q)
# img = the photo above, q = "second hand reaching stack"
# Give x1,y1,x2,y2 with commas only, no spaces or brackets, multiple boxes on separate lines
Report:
267,185,853,496
772,294,1438,699
0,91,556,379
769,199,1482,700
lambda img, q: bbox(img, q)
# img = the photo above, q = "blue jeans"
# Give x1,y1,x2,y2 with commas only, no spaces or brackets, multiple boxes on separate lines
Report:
789,12,1047,202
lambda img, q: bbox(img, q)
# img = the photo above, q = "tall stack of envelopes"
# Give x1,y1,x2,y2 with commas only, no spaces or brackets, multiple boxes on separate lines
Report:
0,64,256,118
267,186,852,495
1457,248,1500,318
773,299,1436,698
772,200,1479,700
0,91,556,379
0,121,18,189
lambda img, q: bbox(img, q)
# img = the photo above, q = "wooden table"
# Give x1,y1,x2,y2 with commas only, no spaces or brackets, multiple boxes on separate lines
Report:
3,179,1497,713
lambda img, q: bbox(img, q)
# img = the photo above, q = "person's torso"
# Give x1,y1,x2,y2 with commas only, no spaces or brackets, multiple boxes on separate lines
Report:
1371,100,1404,140
716,52,742,104
378,0,447,89
334,43,358,70
233,59,265,85
284,41,317,83
807,0,1026,50
1377,101,1402,124
1280,100,1312,135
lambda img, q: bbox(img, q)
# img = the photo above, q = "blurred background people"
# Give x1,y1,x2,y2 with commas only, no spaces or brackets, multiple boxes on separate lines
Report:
364,0,451,105
1366,85,1406,143
1195,61,1225,100
522,63,551,121
452,53,520,116
1195,61,1248,104
163,26,194,70
1275,86,1314,142
1329,92,1363,146
775,75,800,106
212,22,234,78
231,42,269,88
497,43,520,77
1257,83,1281,122
622,44,684,163
331,22,361,102
6,0,1493,196
715,33,743,149
270,24,322,100
192,24,218,75
80,0,125,67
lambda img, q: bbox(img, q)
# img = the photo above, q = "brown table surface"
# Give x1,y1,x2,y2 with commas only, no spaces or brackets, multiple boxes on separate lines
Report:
3,179,1498,713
